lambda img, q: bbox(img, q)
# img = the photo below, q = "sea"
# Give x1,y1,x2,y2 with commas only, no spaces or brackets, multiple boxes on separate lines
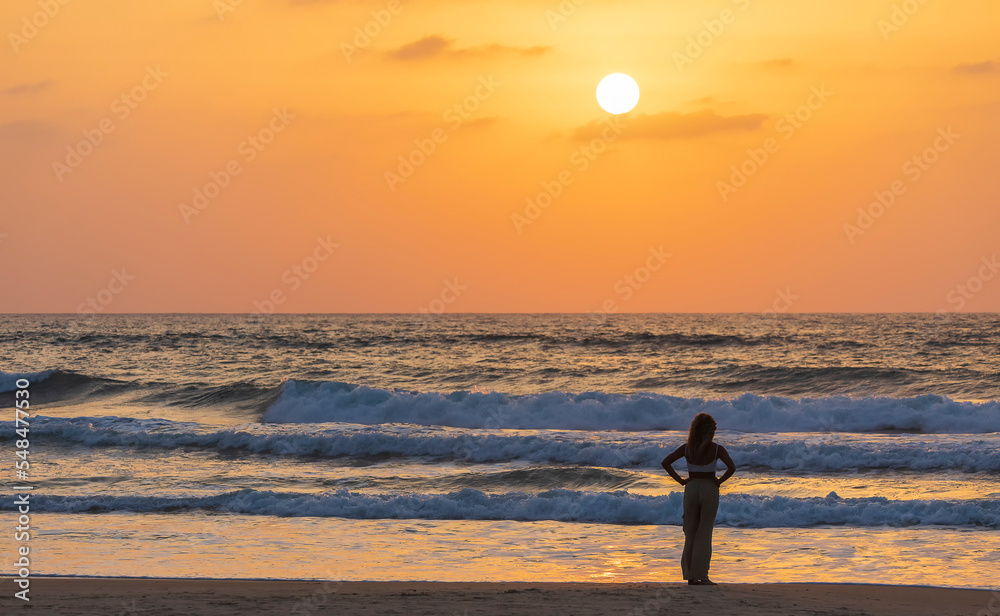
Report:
1,313,998,589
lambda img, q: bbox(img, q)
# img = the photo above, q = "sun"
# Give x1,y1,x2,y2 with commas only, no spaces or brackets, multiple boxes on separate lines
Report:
596,73,640,114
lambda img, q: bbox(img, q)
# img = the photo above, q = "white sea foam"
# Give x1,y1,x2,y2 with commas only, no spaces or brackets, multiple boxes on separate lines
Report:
15,488,999,528
262,381,1000,433
18,416,1000,472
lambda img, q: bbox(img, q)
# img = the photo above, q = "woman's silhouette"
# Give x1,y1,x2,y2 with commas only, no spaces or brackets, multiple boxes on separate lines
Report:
661,413,736,585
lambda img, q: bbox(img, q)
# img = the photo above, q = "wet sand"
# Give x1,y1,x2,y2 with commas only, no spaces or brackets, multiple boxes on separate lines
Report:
1,578,996,615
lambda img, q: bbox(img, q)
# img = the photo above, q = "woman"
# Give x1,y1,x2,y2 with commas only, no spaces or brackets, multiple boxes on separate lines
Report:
660,412,736,585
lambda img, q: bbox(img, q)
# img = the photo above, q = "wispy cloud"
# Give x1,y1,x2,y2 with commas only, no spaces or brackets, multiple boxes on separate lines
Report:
387,35,550,61
2,80,54,96
954,60,997,75
0,119,66,143
462,116,499,129
761,58,796,69
573,109,768,141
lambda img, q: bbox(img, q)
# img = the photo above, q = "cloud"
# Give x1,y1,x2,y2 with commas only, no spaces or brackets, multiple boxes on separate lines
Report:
391,35,451,60
387,35,550,61
462,116,499,129
573,109,768,141
761,58,796,69
954,60,997,75
0,120,66,144
2,80,54,96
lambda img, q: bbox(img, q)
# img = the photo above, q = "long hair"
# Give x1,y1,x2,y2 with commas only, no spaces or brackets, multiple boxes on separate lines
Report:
686,413,717,463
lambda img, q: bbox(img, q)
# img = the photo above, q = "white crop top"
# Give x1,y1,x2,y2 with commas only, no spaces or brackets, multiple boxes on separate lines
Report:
686,443,719,472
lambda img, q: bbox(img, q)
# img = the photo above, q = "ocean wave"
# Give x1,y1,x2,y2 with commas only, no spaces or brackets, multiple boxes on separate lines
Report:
14,416,1000,471
0,369,147,408
262,381,1000,433
0,369,56,393
0,369,279,409
8,488,997,528
28,328,798,350
132,381,280,409
7,357,999,422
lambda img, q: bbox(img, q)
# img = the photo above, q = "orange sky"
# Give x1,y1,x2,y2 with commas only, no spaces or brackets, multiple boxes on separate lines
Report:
2,0,999,313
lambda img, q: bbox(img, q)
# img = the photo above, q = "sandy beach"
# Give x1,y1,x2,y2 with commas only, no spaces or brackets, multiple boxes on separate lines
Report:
1,578,995,616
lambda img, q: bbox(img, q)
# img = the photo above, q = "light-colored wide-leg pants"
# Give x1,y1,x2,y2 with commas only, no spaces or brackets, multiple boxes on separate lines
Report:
681,478,719,581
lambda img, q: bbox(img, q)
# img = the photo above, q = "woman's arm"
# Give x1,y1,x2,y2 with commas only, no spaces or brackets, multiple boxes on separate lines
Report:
716,444,736,486
660,444,688,486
